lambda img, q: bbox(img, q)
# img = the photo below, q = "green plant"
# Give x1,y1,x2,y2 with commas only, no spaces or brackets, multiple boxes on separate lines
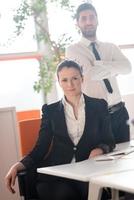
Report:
13,0,74,102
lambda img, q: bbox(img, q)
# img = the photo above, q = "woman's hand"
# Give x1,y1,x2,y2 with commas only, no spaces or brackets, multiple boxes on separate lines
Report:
89,148,103,158
5,162,25,194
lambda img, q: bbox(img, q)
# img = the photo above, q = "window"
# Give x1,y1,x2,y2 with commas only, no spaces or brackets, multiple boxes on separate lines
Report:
0,0,134,110
0,58,43,109
0,0,41,110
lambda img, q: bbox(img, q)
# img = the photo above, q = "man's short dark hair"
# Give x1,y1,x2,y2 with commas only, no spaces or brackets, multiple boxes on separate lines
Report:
57,60,83,78
76,3,97,21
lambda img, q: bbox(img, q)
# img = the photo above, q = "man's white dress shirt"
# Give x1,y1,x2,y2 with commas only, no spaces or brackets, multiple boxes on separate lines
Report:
66,37,132,107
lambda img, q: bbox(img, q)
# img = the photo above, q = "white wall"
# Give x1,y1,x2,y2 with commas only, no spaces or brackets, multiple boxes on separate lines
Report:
123,93,134,139
0,107,20,200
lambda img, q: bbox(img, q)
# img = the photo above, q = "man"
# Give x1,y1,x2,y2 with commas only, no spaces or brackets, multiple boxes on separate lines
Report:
66,3,132,144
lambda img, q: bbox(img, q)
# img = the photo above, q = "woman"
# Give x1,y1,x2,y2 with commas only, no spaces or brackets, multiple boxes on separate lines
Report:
5,60,115,200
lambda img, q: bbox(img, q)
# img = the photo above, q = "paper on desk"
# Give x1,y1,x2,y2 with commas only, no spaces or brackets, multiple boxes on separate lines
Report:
94,156,115,161
94,146,134,161
109,147,134,156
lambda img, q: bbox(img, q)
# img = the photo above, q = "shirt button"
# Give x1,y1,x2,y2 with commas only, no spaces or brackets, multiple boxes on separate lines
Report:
73,147,77,151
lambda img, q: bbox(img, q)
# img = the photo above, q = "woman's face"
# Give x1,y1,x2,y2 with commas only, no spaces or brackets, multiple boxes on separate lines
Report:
58,66,83,98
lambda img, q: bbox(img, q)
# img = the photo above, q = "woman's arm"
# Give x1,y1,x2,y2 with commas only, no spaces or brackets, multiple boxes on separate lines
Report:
5,162,25,193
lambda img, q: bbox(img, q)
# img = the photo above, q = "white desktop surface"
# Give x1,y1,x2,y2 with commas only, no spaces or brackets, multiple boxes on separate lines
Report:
88,142,134,200
91,169,134,193
88,168,134,200
37,157,134,182
37,141,134,200
37,141,134,181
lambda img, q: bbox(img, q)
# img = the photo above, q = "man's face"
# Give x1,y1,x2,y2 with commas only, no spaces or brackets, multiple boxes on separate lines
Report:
77,9,98,39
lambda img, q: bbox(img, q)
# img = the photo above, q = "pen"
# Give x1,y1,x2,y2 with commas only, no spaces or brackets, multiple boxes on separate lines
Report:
95,156,115,161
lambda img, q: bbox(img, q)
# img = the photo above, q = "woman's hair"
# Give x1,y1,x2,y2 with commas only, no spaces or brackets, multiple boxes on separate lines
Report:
57,60,83,78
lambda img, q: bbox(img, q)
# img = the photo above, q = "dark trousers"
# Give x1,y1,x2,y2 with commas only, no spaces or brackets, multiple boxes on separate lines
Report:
110,105,130,144
36,177,88,200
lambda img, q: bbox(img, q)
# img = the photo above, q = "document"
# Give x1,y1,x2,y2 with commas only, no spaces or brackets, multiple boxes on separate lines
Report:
94,146,134,162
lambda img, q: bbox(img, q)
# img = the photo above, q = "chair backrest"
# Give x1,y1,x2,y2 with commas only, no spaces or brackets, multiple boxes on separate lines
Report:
17,109,41,121
19,118,41,156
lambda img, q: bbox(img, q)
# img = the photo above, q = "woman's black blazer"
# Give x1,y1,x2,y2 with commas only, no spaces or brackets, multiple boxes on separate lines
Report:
21,94,115,169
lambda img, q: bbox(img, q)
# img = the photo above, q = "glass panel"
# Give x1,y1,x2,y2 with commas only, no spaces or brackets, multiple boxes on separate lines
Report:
93,0,134,44
0,0,133,109
48,0,134,44
0,0,37,53
0,59,43,110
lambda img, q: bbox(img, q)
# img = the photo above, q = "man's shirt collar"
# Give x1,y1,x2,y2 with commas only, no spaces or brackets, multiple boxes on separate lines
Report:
80,37,100,47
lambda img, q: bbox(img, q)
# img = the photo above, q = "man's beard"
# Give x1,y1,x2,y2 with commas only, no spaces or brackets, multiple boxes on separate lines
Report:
81,29,96,39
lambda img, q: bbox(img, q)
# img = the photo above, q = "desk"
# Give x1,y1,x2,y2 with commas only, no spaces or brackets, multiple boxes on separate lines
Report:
37,141,134,200
89,169,134,200
88,141,134,200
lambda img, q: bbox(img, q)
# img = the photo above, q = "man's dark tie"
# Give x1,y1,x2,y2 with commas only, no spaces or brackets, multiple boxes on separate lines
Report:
91,42,113,93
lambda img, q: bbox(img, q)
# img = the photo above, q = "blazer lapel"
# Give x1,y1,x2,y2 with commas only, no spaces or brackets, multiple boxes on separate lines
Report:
77,95,95,145
52,101,74,144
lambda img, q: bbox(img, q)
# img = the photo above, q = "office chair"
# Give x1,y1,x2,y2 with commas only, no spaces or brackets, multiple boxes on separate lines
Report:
18,118,41,156
18,168,38,200
16,109,41,121
17,118,41,200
